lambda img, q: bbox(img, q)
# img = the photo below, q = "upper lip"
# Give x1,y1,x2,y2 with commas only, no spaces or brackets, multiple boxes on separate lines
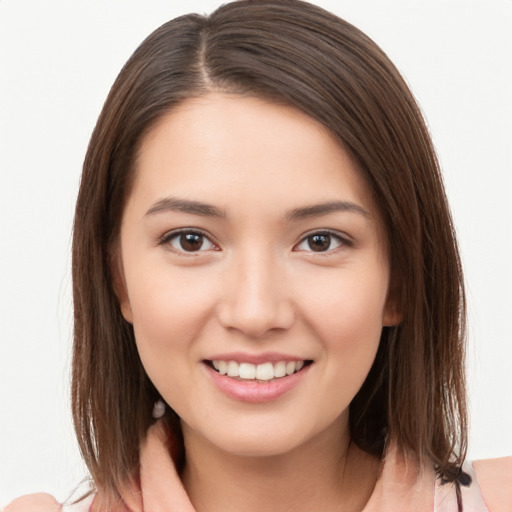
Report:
204,352,311,365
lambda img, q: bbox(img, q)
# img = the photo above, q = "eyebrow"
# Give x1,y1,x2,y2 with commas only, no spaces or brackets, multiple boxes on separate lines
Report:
145,196,369,220
285,201,370,221
146,197,226,218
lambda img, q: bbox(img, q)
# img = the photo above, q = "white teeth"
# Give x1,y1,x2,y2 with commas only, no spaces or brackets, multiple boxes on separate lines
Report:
227,360,239,377
286,361,296,375
218,360,227,375
211,359,307,380
274,361,286,378
256,362,274,381
239,362,256,379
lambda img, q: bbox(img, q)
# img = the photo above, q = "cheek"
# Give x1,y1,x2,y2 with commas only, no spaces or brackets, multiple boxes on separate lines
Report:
123,264,217,379
301,261,389,336
298,263,388,383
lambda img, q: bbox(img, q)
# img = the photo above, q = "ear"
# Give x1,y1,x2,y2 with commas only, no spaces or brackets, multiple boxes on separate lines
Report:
382,298,402,327
382,276,402,327
110,249,134,324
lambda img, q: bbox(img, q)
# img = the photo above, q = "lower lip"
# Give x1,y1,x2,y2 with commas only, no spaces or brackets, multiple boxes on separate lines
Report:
205,363,311,403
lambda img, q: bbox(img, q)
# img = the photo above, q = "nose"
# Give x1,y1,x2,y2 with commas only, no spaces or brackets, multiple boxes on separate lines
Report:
216,251,295,338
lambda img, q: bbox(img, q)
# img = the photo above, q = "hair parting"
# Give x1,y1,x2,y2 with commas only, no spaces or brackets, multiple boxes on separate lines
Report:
72,0,467,501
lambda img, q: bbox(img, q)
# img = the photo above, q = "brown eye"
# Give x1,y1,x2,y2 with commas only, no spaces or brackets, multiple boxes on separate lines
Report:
308,234,332,252
167,231,216,252
180,233,204,251
295,231,346,253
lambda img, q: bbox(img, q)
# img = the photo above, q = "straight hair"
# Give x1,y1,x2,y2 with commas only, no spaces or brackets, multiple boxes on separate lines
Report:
72,0,467,502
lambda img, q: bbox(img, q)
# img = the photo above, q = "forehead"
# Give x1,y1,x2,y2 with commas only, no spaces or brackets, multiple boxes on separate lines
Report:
131,93,377,219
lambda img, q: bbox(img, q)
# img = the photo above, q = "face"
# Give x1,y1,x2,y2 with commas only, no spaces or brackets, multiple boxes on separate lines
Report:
117,93,399,458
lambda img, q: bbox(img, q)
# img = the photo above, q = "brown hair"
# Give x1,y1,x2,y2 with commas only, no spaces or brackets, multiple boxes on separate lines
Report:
72,0,467,502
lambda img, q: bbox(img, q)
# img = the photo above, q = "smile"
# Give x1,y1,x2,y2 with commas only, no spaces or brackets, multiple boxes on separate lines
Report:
209,360,311,381
204,358,314,403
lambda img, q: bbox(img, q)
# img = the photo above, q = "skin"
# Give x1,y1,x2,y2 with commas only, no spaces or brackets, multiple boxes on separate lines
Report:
116,93,401,512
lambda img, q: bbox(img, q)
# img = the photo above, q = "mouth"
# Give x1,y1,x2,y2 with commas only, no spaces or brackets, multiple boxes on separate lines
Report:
204,359,314,382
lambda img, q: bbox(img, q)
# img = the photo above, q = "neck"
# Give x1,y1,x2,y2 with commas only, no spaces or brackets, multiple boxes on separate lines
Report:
181,416,380,512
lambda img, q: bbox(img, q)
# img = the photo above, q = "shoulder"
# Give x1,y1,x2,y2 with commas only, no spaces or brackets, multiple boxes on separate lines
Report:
4,493,61,512
473,456,512,512
4,493,94,512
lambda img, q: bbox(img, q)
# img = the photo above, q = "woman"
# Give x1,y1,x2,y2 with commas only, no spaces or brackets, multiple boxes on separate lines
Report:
6,1,511,511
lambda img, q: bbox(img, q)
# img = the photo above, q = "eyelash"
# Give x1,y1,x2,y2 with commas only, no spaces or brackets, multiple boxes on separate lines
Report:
157,229,352,255
157,229,219,254
294,230,352,254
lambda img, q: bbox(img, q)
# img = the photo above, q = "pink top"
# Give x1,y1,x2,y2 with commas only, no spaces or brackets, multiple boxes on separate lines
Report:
6,422,511,512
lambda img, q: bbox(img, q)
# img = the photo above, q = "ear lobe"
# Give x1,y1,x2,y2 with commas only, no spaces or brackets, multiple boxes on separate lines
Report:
383,271,402,327
383,303,402,327
111,253,134,324
119,294,134,324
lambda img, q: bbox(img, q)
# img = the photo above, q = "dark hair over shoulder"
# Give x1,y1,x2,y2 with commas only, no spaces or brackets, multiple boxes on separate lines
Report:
72,0,467,500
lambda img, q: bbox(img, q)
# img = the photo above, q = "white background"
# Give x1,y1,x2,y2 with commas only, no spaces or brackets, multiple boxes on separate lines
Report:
1,0,511,506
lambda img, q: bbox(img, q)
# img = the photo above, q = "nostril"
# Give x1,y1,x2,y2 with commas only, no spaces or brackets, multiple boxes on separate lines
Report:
216,290,295,337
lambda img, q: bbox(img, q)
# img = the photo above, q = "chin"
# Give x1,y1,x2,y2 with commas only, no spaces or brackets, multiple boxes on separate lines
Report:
183,411,347,460
209,431,309,458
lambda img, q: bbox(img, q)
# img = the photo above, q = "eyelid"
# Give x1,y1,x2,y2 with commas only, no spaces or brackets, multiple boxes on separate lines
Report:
293,229,353,253
157,228,220,253
156,228,352,254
